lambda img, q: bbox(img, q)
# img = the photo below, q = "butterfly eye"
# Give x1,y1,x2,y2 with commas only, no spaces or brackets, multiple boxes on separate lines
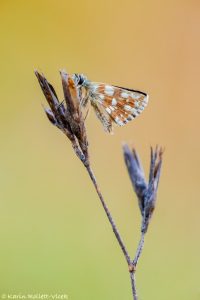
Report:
73,74,83,85
78,75,84,85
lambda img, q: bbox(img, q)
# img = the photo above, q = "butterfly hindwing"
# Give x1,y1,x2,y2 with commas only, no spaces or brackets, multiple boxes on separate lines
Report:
89,83,149,127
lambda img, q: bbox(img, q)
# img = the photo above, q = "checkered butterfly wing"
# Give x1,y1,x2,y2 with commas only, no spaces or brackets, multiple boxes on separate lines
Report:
89,83,149,133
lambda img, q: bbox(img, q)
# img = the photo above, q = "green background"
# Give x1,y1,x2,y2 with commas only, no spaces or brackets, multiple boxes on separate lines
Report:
0,0,200,299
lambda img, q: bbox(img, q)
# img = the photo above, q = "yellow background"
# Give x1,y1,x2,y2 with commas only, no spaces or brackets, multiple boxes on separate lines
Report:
0,0,200,299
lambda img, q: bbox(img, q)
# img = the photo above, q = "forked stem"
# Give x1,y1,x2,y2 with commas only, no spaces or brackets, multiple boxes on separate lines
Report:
85,164,149,300
85,163,148,300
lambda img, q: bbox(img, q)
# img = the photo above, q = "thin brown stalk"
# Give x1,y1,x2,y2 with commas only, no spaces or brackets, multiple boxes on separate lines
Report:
86,164,132,266
133,232,145,267
130,272,138,300
86,163,142,300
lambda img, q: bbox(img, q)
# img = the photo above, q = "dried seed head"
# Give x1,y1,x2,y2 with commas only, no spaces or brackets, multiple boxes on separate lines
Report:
123,144,147,215
35,70,89,166
60,71,89,162
141,146,163,233
123,144,163,233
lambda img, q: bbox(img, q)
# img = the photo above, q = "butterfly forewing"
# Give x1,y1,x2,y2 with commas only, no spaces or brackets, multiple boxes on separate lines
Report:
89,83,149,128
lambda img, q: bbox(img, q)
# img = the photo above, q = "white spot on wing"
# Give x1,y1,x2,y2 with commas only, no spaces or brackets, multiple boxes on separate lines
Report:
121,92,129,98
132,93,141,99
131,108,138,115
105,85,114,96
115,117,124,126
124,105,132,111
134,101,139,108
112,98,117,106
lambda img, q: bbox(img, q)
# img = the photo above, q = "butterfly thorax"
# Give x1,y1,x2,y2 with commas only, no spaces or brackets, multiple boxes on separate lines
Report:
72,73,91,107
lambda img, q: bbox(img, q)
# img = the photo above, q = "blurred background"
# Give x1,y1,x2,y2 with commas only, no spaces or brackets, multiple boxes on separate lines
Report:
0,0,200,299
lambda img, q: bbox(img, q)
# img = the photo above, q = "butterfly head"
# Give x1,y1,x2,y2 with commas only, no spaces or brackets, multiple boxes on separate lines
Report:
73,73,89,87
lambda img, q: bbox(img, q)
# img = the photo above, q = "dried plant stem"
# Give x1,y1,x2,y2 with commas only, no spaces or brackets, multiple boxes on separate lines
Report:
133,232,145,266
130,272,138,300
129,233,146,300
86,164,147,300
86,164,131,266
36,71,163,300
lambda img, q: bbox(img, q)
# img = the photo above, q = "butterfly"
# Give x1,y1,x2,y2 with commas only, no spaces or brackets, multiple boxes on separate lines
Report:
72,73,149,133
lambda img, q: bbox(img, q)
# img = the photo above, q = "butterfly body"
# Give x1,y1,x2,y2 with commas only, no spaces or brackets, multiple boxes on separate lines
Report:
73,74,149,133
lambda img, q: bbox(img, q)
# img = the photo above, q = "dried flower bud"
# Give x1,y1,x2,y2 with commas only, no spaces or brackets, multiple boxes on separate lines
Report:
141,146,163,233
60,71,89,162
43,107,58,126
123,144,147,215
123,144,163,233
35,70,89,166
